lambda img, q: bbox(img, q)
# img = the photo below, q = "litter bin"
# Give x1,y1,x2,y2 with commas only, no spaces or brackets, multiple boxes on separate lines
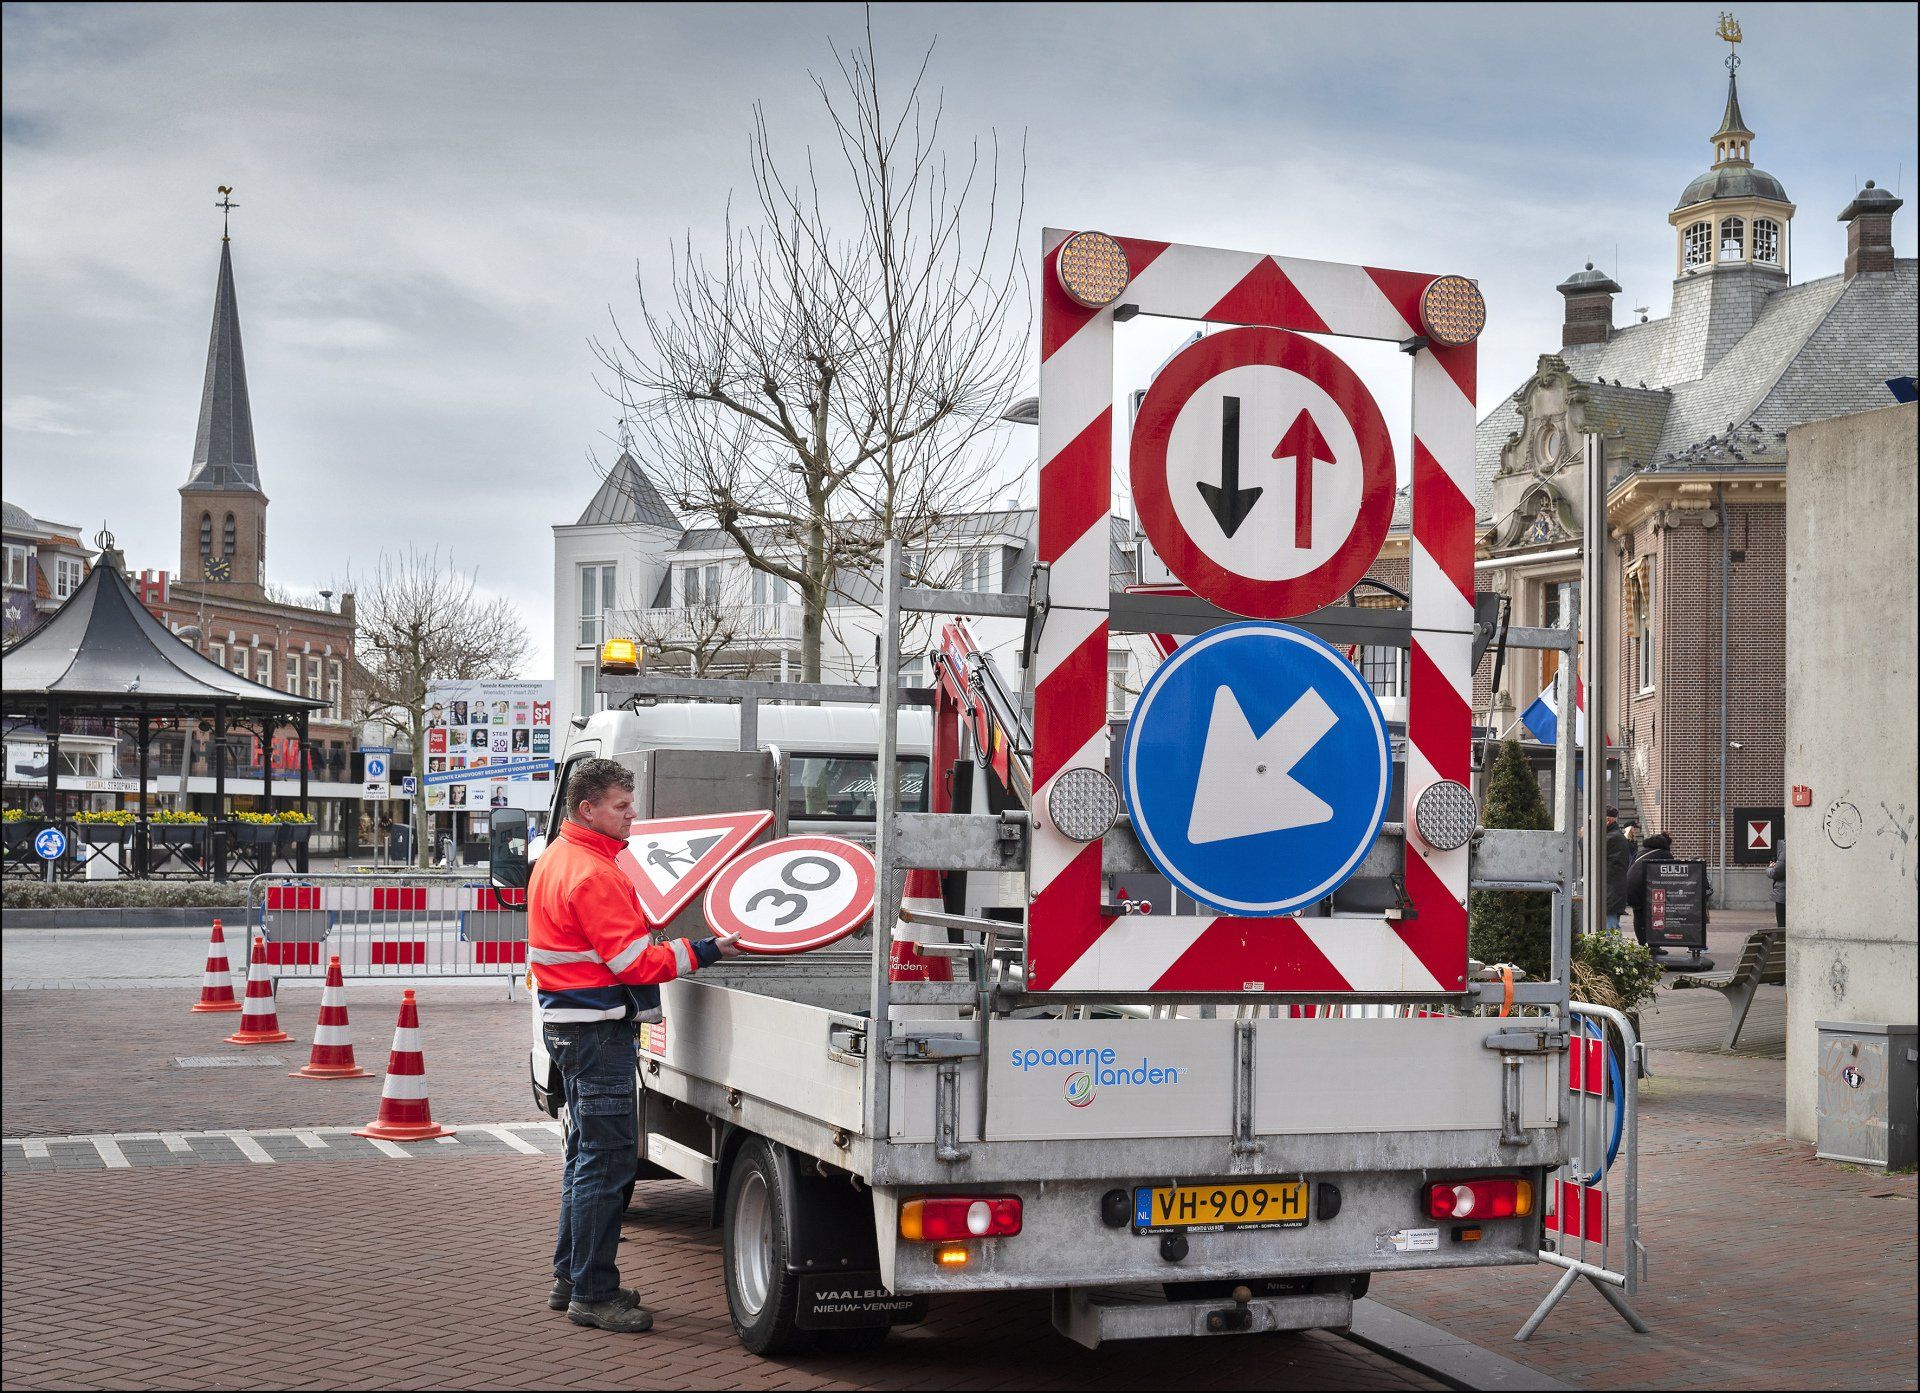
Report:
388,825,413,862
1815,1021,1918,1169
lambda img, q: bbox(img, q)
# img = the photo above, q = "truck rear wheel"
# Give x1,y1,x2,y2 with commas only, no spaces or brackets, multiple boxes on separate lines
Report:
722,1137,810,1355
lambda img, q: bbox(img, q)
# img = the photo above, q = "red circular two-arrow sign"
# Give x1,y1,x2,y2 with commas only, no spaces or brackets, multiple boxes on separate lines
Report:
1131,327,1395,619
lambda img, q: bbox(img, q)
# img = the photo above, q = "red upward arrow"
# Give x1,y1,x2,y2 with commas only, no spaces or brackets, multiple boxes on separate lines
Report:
1273,411,1337,549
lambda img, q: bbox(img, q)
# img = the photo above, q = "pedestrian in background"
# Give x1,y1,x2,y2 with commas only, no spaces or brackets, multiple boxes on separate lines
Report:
1604,806,1632,933
1768,840,1786,929
1625,831,1673,954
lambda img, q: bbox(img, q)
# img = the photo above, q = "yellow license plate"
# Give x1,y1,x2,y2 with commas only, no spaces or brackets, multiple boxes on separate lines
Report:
1133,1179,1309,1233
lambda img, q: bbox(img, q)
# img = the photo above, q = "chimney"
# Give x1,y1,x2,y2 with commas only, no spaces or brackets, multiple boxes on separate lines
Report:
338,590,356,628
1839,181,1903,279
1556,263,1623,347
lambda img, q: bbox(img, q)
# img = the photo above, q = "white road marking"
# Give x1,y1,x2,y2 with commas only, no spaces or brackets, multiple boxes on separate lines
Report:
480,1125,544,1155
23,1139,48,1159
91,1136,132,1169
366,1139,411,1159
435,1135,460,1144
292,1131,328,1149
222,1132,275,1164
159,1132,193,1153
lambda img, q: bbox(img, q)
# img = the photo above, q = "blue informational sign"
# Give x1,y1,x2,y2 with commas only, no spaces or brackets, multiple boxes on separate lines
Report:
1121,620,1390,916
33,826,68,860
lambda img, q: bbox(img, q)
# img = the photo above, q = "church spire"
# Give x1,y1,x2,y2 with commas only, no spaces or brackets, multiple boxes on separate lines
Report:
184,201,261,494
1710,13,1753,168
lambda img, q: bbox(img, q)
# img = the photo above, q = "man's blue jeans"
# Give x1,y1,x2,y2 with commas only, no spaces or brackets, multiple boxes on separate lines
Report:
546,1020,639,1304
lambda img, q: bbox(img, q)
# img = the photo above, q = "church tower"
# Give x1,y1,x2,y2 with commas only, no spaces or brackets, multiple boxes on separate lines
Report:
1659,16,1797,381
178,191,268,596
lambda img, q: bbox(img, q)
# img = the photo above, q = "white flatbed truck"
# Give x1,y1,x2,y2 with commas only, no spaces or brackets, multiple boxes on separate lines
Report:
497,545,1594,1355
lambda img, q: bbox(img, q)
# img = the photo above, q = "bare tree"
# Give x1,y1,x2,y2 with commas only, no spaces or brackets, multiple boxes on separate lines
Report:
351,549,532,867
598,18,1029,681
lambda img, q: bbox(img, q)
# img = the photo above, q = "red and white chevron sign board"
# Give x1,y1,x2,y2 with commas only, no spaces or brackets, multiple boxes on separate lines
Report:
1031,230,1477,994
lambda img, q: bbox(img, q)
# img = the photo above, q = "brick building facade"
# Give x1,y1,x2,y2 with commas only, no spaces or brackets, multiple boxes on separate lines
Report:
1474,41,1915,897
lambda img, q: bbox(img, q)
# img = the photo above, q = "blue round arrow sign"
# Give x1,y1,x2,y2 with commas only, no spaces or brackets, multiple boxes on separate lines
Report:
1121,621,1390,916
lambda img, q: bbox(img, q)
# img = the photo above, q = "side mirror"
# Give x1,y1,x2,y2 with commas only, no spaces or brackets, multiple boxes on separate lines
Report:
489,807,530,890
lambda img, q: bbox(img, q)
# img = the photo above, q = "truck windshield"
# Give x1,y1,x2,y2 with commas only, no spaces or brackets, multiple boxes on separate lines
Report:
788,754,929,821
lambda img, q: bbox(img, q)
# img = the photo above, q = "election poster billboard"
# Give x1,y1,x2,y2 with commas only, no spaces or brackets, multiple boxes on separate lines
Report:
421,679,555,813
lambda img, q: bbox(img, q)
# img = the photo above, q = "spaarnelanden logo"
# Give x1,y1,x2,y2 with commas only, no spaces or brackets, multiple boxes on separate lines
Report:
1011,1045,1184,1109
1063,1071,1095,1107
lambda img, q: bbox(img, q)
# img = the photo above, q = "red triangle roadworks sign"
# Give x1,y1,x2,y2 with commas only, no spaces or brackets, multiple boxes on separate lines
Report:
614,810,774,926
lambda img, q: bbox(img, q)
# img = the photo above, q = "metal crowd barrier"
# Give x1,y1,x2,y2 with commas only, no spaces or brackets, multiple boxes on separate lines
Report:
1517,999,1650,1341
247,873,528,985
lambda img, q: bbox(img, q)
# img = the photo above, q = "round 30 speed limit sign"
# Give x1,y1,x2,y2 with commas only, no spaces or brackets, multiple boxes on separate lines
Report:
702,835,877,955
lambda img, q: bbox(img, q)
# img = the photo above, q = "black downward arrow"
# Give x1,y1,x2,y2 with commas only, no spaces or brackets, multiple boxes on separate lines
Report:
1196,394,1264,538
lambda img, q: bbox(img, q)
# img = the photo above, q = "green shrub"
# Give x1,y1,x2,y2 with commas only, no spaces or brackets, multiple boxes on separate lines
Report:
1468,739,1553,981
1,881,252,910
1572,930,1662,1015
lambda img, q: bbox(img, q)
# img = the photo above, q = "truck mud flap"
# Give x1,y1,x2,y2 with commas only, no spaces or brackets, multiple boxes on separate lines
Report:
796,1274,927,1330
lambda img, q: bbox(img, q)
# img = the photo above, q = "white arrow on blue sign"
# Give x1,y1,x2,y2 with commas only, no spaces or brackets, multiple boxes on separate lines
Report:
1120,620,1390,916
33,826,68,860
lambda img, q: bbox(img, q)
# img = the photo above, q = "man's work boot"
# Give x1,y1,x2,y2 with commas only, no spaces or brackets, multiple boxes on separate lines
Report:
548,1277,640,1311
568,1297,655,1333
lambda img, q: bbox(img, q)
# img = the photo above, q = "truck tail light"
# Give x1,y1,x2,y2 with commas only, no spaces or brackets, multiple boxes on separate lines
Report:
1425,1177,1533,1220
899,1195,1023,1241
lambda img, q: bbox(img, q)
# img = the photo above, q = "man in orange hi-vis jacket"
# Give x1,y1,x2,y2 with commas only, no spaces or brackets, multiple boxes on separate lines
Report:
530,756,740,1333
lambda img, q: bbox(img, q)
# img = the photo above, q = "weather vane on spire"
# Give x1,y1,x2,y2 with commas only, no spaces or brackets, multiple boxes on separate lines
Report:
1717,12,1742,73
216,185,239,241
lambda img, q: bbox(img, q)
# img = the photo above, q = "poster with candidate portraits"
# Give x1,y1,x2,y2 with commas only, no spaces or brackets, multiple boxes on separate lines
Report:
422,678,555,811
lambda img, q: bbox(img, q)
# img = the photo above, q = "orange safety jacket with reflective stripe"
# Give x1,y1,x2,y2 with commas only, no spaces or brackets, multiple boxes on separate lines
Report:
527,819,720,1024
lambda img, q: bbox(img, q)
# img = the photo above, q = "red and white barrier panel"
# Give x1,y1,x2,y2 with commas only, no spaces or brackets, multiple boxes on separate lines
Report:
1031,229,1475,996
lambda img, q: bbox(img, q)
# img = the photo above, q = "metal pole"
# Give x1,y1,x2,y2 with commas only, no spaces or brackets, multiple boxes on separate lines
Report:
297,711,311,874
865,539,905,1146
136,710,151,877
213,705,228,881
1717,485,1730,906
1583,433,1609,942
44,695,60,883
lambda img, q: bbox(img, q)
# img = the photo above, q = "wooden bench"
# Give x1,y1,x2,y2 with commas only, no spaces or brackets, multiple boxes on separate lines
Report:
1670,929,1787,1050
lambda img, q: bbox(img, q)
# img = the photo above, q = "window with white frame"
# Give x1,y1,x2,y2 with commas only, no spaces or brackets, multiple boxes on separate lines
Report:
957,549,995,593
1718,215,1745,262
306,656,323,700
327,659,343,717
576,664,604,720
1634,568,1656,693
750,568,790,606
680,563,720,607
1357,645,1406,700
899,655,928,688
1107,650,1132,714
578,563,616,647
1753,219,1780,266
209,641,226,668
3,544,27,589
231,648,249,680
259,650,276,691
1684,221,1712,268
285,655,300,691
53,556,84,599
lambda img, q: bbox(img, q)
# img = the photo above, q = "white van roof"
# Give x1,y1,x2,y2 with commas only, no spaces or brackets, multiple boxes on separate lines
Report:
581,701,932,758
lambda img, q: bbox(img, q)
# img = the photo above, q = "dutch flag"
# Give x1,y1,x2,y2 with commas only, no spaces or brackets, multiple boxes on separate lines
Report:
1522,676,1587,748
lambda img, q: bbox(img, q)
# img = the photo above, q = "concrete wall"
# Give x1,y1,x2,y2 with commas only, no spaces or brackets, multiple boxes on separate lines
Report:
1782,401,1919,1141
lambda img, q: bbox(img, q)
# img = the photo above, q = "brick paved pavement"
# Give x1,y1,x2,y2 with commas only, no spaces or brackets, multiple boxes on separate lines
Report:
0,1160,1438,1391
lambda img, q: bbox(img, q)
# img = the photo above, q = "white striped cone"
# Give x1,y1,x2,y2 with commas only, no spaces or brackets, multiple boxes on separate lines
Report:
353,990,454,1140
888,869,953,984
291,955,370,1079
224,936,291,1044
189,917,244,1013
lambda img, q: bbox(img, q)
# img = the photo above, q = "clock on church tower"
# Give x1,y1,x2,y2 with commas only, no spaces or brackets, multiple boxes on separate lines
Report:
205,555,232,582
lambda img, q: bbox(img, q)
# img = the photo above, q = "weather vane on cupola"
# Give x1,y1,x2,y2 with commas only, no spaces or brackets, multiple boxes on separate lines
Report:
1717,12,1742,73
216,185,239,241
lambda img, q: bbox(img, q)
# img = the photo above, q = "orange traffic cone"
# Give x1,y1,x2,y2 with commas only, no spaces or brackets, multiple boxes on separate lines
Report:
291,956,371,1080
889,868,954,984
354,990,455,1140
189,918,244,1013
224,936,291,1044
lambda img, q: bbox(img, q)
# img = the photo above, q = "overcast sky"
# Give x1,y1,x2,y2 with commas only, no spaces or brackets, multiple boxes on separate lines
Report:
4,2,1914,674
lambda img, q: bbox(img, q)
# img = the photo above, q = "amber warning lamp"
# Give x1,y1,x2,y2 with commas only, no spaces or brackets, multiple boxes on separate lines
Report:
598,638,641,675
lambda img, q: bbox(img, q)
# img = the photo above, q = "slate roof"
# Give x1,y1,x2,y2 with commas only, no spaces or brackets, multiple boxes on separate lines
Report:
183,240,262,493
576,451,681,530
1475,261,1917,511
